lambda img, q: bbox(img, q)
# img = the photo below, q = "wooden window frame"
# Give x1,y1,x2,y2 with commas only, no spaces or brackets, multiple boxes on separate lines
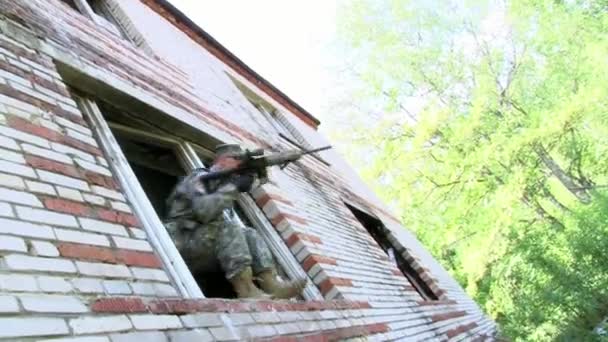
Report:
78,96,321,300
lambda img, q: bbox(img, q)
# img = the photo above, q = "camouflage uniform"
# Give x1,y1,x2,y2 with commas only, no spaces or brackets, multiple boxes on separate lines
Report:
164,168,274,280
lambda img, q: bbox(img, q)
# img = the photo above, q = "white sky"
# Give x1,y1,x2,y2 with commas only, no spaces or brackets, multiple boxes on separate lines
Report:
167,0,340,122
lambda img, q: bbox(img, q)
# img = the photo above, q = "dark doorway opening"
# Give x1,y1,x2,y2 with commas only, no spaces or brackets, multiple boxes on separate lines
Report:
345,203,439,301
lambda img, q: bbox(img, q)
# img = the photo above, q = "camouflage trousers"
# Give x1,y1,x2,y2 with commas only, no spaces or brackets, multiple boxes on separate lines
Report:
165,217,274,280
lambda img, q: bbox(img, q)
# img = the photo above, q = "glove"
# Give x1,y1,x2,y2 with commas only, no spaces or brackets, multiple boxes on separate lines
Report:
232,173,255,192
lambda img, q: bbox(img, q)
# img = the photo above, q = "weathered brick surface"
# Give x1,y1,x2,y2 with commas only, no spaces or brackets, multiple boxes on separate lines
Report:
58,242,162,268
0,0,496,340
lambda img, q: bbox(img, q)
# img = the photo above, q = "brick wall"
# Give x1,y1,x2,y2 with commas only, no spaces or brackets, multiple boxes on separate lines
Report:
0,0,497,340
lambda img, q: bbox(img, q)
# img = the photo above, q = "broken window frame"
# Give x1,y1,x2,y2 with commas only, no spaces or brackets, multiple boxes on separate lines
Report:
344,201,440,301
63,0,141,46
77,96,321,300
227,74,329,165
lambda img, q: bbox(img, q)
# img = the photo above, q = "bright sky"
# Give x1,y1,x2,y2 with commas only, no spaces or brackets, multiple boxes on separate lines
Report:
167,0,340,122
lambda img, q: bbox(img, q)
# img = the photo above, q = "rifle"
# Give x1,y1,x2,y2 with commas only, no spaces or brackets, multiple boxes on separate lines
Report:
198,145,332,182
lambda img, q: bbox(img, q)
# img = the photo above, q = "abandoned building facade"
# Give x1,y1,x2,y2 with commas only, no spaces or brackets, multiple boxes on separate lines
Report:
0,0,496,340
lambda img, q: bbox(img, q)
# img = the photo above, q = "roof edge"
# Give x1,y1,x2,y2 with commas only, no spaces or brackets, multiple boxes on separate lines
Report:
142,0,321,128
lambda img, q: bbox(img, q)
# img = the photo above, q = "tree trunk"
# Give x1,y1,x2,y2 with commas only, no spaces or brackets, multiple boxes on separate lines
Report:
535,144,591,204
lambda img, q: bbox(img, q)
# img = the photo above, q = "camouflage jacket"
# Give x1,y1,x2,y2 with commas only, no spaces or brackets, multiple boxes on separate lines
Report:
165,168,241,227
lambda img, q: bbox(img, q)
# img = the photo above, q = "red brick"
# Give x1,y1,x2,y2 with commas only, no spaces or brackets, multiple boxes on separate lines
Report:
319,277,353,295
302,254,337,272
262,337,297,342
63,135,102,156
255,193,293,208
324,325,368,340
7,116,61,142
25,155,81,178
183,299,219,312
83,170,118,190
298,233,322,244
97,209,140,227
0,38,50,68
57,242,160,268
303,301,325,311
353,301,372,309
90,296,372,316
333,300,352,310
57,243,116,263
148,299,201,314
54,107,87,126
267,301,291,312
392,268,403,276
253,300,277,312
115,250,162,268
91,297,147,313
446,322,478,338
430,310,467,322
43,197,93,217
366,323,390,334
271,212,308,226
224,301,251,313
286,233,322,248
298,335,329,342
0,83,47,112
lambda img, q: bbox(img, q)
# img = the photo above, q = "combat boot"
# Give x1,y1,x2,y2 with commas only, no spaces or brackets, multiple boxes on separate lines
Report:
230,267,270,299
257,269,307,299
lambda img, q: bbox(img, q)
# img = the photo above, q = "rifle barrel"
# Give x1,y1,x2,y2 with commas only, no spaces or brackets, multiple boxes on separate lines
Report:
303,146,332,154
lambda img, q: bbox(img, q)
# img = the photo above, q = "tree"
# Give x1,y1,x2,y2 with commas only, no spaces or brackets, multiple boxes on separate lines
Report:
333,0,608,339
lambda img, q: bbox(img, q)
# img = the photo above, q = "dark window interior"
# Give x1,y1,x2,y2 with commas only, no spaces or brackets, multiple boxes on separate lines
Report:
113,135,182,217
345,203,439,300
86,0,110,17
59,0,79,10
86,0,132,41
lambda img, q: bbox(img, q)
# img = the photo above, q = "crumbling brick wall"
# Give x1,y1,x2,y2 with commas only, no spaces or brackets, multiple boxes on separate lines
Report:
0,0,497,340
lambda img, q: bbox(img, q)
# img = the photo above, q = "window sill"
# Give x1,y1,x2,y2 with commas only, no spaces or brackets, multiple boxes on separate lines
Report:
91,297,389,340
91,296,372,314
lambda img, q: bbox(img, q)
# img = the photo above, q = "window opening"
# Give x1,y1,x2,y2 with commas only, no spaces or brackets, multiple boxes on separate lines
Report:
59,0,79,10
113,133,183,218
86,0,109,16
81,96,321,300
345,203,439,300
62,0,133,42
86,0,132,41
254,103,294,141
228,74,314,148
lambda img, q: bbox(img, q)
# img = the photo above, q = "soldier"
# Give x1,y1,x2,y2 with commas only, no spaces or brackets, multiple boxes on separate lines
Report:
164,144,306,299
